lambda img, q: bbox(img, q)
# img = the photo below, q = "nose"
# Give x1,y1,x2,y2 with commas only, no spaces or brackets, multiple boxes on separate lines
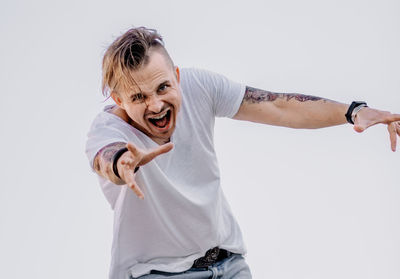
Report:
145,94,164,113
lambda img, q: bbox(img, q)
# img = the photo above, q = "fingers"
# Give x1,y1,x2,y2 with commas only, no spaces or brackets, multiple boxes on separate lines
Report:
117,141,173,199
121,165,144,199
141,142,174,165
353,109,400,152
387,122,397,152
354,109,399,132
118,152,144,199
125,142,173,166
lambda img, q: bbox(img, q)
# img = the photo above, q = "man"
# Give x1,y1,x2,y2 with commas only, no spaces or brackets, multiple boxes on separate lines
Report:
86,27,400,279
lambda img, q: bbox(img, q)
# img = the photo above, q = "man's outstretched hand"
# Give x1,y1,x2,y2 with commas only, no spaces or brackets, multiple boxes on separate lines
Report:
117,142,174,199
353,107,400,152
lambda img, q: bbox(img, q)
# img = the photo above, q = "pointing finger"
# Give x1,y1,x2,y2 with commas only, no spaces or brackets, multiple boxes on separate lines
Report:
129,181,145,200
141,142,174,165
123,167,144,199
388,122,397,152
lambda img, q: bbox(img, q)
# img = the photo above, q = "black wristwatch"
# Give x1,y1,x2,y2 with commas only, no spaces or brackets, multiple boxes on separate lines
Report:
345,101,368,124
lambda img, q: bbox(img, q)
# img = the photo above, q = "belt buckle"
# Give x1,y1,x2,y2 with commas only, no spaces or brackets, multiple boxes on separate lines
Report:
192,247,220,268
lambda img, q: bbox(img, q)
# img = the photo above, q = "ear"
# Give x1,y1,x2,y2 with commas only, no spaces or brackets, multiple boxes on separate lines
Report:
111,91,123,108
175,66,180,83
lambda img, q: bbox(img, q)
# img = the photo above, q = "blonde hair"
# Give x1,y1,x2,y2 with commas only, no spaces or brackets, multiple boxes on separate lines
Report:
101,27,172,97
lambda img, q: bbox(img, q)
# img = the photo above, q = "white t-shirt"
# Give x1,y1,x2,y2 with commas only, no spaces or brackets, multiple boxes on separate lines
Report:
86,68,247,279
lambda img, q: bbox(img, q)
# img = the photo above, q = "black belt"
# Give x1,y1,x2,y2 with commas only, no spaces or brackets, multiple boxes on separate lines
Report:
192,247,232,268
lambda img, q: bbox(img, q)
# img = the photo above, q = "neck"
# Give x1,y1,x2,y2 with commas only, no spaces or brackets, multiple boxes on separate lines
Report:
110,106,130,123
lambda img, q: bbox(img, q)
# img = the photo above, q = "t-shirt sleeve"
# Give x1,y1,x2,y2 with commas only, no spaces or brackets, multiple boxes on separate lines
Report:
185,68,246,118
85,113,130,170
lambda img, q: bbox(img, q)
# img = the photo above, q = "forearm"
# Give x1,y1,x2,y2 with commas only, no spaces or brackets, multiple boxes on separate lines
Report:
234,86,349,129
93,142,127,185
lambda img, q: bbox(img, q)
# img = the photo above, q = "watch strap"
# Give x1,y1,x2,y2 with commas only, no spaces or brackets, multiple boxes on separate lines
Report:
345,101,367,124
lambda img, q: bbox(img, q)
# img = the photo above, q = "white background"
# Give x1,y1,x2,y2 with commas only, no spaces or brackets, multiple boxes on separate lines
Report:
0,0,399,278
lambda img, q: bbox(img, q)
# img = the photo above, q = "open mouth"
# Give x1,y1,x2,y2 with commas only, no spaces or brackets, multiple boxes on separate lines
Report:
148,109,172,130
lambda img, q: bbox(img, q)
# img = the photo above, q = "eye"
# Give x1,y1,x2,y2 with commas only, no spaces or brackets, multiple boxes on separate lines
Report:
157,83,169,94
132,93,145,102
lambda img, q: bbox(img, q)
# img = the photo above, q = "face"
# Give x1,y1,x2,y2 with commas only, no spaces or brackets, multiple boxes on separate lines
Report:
111,49,182,144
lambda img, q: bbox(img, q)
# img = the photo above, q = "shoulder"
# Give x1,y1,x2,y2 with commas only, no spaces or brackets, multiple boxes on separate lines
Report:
179,67,226,100
88,105,134,139
179,68,214,106
90,105,124,128
180,68,221,85
180,68,243,94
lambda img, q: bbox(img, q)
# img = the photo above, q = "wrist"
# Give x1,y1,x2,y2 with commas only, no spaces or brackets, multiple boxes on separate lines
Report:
112,147,140,181
345,101,368,124
112,147,128,179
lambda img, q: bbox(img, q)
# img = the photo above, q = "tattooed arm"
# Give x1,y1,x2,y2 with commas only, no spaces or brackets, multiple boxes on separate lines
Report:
93,142,127,185
234,86,400,150
234,86,348,129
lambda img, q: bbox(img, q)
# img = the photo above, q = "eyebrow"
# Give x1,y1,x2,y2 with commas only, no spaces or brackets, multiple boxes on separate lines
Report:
129,92,143,99
128,80,170,98
158,80,169,88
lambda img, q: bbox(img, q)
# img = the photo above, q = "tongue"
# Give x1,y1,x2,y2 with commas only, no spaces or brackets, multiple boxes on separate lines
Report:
154,116,167,128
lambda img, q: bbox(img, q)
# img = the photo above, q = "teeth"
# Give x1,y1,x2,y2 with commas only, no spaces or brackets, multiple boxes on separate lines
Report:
150,110,168,120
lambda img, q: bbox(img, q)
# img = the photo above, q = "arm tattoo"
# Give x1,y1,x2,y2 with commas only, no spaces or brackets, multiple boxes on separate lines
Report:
243,86,326,104
93,142,126,180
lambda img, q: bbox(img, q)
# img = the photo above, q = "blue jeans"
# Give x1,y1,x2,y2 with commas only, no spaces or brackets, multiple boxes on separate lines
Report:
131,254,252,279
